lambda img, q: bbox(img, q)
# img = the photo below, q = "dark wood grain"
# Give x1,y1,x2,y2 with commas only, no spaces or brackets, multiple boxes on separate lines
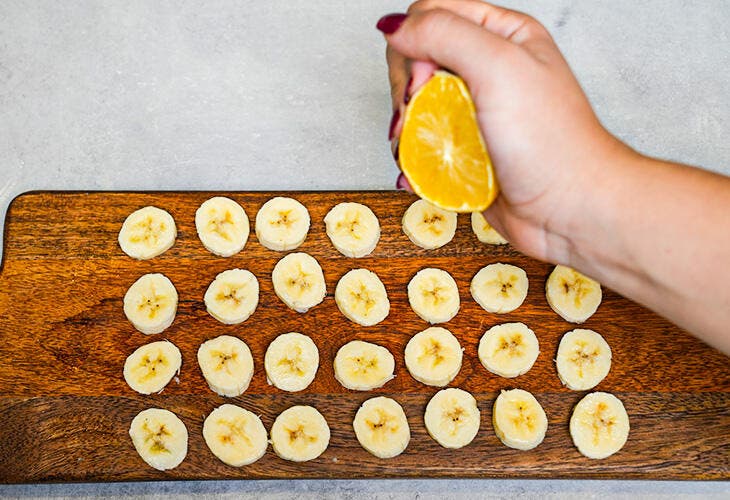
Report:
0,191,728,483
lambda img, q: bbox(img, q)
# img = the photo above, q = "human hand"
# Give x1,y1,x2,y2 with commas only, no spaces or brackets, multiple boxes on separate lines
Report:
378,0,633,264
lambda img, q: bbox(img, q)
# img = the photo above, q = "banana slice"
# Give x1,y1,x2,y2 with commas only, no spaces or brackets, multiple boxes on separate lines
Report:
118,206,177,260
407,268,460,324
353,396,410,458
123,340,182,395
195,196,250,257
204,269,259,325
404,326,463,387
478,322,539,378
333,340,395,391
129,408,188,471
255,197,310,251
324,202,380,257
492,389,548,451
123,273,178,335
334,269,390,326
271,252,326,313
264,332,319,392
570,392,629,459
424,388,480,449
470,263,529,314
471,212,507,245
203,404,268,467
402,199,457,250
197,335,254,397
546,265,602,323
556,329,612,390
270,405,330,462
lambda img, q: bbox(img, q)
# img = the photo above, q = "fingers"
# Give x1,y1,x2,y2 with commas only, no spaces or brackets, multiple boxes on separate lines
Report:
379,8,520,92
386,45,408,112
408,0,552,45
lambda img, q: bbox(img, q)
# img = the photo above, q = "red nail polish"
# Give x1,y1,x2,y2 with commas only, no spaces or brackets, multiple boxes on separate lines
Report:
388,109,400,141
393,138,400,162
404,76,413,104
376,13,407,34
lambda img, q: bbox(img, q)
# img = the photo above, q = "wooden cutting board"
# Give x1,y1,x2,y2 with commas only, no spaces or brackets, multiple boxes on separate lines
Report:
0,191,728,483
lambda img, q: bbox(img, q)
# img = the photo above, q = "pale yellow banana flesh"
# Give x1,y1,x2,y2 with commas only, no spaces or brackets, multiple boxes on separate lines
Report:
197,335,254,397
404,326,463,387
470,263,529,314
123,273,178,335
264,332,319,392
270,405,330,462
424,388,480,449
546,265,602,323
118,206,177,260
407,267,460,324
333,340,395,391
556,328,612,390
271,252,326,313
402,199,457,250
492,389,548,451
255,196,310,251
470,212,507,245
325,202,380,257
204,268,259,325
570,392,629,459
123,340,181,395
203,403,268,466
353,396,410,458
334,268,390,326
478,322,539,378
195,196,249,257
129,408,188,471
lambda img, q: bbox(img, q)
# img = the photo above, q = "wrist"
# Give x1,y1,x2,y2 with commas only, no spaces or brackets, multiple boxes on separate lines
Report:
549,132,644,277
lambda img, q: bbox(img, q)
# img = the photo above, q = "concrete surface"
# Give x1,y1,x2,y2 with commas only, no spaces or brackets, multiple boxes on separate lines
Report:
0,0,728,497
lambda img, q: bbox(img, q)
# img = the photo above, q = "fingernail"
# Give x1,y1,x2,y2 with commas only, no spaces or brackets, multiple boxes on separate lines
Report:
388,108,400,141
376,13,407,34
396,173,413,191
393,138,400,162
404,76,413,104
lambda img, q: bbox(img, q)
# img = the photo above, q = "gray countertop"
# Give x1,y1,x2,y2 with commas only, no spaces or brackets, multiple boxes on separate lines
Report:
1,0,728,497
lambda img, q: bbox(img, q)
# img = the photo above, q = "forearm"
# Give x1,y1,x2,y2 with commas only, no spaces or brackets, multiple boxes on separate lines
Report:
564,148,730,353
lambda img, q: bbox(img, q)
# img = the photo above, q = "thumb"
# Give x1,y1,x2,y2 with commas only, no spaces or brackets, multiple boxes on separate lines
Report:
377,9,518,94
